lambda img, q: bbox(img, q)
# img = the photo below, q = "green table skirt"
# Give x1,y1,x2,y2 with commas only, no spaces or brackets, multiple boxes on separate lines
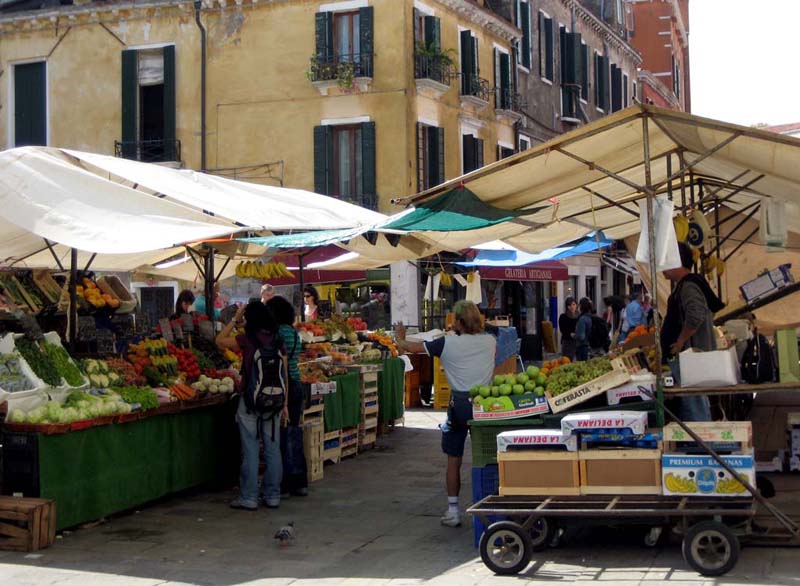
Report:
378,358,405,423
325,372,360,431
38,402,238,530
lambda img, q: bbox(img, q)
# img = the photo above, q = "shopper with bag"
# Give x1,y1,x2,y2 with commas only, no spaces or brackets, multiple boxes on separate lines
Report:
216,301,288,510
558,297,579,361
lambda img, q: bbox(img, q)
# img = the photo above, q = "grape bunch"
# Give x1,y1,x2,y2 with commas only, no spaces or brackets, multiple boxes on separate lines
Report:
545,357,613,396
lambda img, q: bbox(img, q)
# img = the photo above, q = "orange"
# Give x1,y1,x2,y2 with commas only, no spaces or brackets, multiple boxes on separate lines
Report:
561,356,571,364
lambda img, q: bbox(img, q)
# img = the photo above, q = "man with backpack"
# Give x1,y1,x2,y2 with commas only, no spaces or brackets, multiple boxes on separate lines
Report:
217,301,289,510
589,306,611,356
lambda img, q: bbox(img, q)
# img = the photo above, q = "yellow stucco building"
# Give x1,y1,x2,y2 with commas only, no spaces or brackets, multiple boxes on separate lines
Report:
0,0,522,213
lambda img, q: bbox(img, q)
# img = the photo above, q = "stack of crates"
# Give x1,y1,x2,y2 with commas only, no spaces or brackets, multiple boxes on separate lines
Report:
359,370,379,451
303,422,324,482
433,357,450,409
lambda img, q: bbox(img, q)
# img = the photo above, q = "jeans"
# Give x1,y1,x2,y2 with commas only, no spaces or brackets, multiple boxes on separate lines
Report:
668,358,711,422
236,398,282,506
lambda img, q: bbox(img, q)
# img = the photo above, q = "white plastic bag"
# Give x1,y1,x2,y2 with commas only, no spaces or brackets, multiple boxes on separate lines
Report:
636,196,682,272
760,197,787,251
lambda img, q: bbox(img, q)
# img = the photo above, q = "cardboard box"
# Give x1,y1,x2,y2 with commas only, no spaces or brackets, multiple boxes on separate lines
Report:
561,410,648,436
606,373,656,405
497,429,577,452
498,451,580,496
661,452,754,497
679,346,739,387
473,393,550,420
740,264,794,303
663,421,752,452
579,449,662,495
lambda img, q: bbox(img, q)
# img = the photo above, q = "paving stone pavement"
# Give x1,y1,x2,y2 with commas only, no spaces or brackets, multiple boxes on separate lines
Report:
1,408,798,585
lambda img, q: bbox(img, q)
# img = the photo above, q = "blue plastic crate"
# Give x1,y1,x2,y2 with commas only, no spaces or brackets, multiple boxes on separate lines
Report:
471,465,501,547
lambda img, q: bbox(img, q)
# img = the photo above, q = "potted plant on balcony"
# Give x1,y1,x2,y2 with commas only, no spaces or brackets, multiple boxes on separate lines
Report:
306,55,356,90
414,42,455,83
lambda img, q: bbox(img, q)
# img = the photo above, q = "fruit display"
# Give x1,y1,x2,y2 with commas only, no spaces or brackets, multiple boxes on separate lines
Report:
81,358,123,388
470,366,549,401
347,317,368,332
190,375,235,394
545,357,613,396
0,272,45,313
77,277,120,309
43,342,86,387
168,383,197,400
106,357,147,386
365,330,398,357
190,336,233,370
7,391,133,424
112,385,160,411
360,348,383,363
299,360,347,384
168,343,201,380
15,337,62,387
0,353,36,393
235,260,294,279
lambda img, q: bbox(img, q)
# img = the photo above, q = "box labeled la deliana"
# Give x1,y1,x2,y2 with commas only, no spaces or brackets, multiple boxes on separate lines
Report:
662,452,754,497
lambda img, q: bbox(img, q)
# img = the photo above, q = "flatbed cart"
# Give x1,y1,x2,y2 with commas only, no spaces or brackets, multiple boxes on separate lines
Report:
468,388,800,577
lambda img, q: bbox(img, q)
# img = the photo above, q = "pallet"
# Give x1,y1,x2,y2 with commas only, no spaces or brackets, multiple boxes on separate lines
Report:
302,402,324,427
341,445,358,458
498,451,580,496
341,427,358,449
322,430,342,464
0,497,56,552
579,448,662,496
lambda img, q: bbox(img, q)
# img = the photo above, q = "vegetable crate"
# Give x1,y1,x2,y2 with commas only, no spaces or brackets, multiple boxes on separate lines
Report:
664,421,752,454
303,422,324,483
469,417,545,468
0,496,56,552
303,402,324,427
545,358,632,414
359,370,379,451
433,358,450,409
341,426,358,458
322,430,342,464
498,450,580,496
579,448,662,495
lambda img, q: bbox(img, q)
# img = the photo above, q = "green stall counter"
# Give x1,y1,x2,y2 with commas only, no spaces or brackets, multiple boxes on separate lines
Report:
378,357,405,423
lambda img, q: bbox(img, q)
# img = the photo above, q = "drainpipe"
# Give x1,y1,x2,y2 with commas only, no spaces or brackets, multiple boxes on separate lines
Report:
194,0,207,171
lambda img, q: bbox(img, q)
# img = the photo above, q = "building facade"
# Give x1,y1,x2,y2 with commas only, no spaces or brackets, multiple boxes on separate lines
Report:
627,0,690,111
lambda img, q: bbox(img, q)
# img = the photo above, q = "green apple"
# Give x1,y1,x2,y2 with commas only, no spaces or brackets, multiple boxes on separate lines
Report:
469,385,479,398
516,373,529,384
536,374,547,386
472,396,484,406
499,384,513,396
493,375,506,386
534,386,545,396
480,386,492,398
505,375,517,386
491,386,500,397
526,365,540,378
524,381,536,393
512,384,525,395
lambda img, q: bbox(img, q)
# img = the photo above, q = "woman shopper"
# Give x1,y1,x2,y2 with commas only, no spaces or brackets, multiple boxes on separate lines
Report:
394,301,496,528
169,289,195,321
558,297,579,361
266,295,309,497
303,285,320,321
574,297,594,362
216,301,288,510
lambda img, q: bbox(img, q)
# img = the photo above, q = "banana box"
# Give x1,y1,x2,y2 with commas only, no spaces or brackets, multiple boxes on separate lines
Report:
661,451,754,497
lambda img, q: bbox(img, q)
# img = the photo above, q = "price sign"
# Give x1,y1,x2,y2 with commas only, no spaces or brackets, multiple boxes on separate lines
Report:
181,313,194,332
199,319,215,340
159,318,174,343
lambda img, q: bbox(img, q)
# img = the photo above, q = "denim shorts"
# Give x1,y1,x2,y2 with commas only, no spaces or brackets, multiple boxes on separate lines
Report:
441,391,474,458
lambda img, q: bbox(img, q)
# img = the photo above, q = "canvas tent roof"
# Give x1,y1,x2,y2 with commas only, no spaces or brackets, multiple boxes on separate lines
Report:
0,147,385,273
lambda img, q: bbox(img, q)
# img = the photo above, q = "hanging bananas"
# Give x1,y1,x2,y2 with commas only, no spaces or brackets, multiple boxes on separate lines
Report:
235,261,295,280
439,271,452,287
673,215,690,243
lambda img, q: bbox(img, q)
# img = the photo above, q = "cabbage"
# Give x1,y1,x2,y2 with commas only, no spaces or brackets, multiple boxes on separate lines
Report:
8,409,27,423
117,402,132,414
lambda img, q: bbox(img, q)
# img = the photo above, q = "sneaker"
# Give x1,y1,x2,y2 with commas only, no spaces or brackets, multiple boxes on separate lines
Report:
261,496,280,509
291,487,309,497
440,509,461,527
229,498,257,511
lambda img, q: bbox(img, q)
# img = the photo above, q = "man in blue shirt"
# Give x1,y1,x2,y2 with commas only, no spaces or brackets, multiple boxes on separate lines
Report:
620,291,647,342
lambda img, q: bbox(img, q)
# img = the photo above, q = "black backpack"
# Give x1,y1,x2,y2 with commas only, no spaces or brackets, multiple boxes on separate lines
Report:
740,331,775,384
589,315,611,351
246,342,287,416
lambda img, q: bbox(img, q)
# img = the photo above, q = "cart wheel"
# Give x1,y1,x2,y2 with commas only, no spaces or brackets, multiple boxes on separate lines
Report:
479,520,532,575
682,521,740,577
528,517,557,551
757,476,775,499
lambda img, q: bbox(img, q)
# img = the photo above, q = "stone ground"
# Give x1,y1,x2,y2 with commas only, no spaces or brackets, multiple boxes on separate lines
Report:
1,408,799,586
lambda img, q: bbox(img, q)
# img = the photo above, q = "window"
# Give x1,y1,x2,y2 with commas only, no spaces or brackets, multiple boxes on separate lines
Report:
13,61,46,147
314,7,374,79
497,144,515,160
559,27,582,119
417,123,445,192
462,133,484,174
515,1,532,70
314,121,377,209
518,136,531,151
610,64,622,112
623,73,629,107
672,56,681,99
494,48,514,109
460,29,480,96
120,47,177,162
538,12,554,81
594,52,609,111
580,43,589,101
414,10,444,82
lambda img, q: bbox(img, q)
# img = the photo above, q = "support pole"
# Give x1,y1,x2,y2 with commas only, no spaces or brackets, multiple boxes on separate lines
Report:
298,254,306,322
203,246,215,322
714,194,722,295
69,248,78,350
642,116,664,428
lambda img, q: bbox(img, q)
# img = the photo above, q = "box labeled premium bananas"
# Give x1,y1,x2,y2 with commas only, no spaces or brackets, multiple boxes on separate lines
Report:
662,451,754,497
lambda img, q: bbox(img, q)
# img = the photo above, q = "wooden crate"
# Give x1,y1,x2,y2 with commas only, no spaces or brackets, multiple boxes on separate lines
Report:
664,421,752,452
322,430,342,464
546,361,631,414
433,385,450,409
304,423,324,482
579,448,662,495
302,402,324,427
0,497,56,552
404,372,421,407
358,428,377,451
493,356,517,376
498,451,580,496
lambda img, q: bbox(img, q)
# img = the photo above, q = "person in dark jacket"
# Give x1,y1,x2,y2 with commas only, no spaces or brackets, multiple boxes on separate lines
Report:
574,297,594,361
558,297,579,360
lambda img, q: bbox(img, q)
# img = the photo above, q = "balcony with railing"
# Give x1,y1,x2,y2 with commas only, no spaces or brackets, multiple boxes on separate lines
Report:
414,53,456,97
460,73,492,112
338,195,377,211
307,52,374,95
494,87,526,122
114,139,181,164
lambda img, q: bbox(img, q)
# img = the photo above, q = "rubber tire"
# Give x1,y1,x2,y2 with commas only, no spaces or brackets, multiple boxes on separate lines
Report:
682,520,740,577
527,516,557,551
479,520,533,575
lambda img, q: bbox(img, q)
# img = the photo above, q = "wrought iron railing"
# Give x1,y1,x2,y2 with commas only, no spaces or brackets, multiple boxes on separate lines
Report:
460,73,492,103
307,52,374,83
414,54,456,86
114,139,181,163
495,87,527,112
339,195,377,211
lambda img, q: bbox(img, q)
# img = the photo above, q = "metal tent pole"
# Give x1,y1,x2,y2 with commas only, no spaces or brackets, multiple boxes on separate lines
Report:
69,248,78,350
204,246,215,321
298,253,306,322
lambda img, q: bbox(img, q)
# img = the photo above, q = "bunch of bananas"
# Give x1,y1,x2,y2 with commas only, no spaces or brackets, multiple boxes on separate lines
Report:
664,473,698,494
439,271,452,287
235,261,294,279
702,255,726,278
717,475,748,494
466,271,477,284
674,215,690,243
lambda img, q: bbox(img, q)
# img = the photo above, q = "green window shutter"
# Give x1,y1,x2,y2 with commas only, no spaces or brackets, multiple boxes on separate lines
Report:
623,73,629,107
476,138,484,169
581,44,589,101
121,49,138,158
315,12,333,60
436,127,445,185
561,32,581,85
313,125,332,195
544,18,554,80
425,126,437,189
521,2,531,69
460,30,473,94
500,52,511,109
162,45,176,161
538,11,545,77
361,121,376,208
14,62,47,147
416,122,423,192
559,26,566,82
462,134,475,173
600,56,610,111
424,15,441,52
359,6,374,77
611,64,622,111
